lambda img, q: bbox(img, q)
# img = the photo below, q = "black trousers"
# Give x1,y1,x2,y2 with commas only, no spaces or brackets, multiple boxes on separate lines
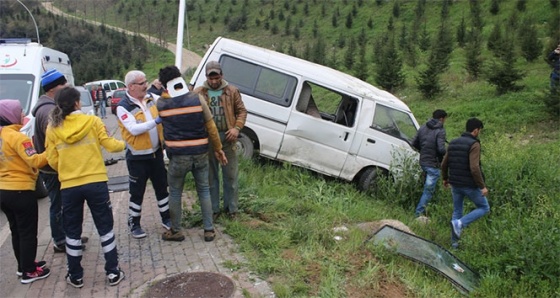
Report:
0,190,38,273
126,149,170,226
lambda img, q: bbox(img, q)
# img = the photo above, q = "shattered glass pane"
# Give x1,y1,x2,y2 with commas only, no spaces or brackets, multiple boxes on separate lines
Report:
369,225,479,294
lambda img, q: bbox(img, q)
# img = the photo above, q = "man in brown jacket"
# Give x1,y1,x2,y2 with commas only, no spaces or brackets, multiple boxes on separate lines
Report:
195,61,247,219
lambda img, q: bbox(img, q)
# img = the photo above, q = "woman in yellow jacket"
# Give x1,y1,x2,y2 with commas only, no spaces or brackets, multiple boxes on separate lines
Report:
45,87,126,288
0,99,50,284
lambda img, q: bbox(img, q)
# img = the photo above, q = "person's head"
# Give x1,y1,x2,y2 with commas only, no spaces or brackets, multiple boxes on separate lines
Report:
152,79,163,90
41,69,68,94
51,87,81,127
125,70,148,99
159,65,190,97
433,109,447,122
466,117,484,137
0,99,23,128
158,66,182,88
205,61,223,90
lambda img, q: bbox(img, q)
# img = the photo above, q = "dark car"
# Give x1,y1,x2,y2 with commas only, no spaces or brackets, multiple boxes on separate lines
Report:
111,88,127,114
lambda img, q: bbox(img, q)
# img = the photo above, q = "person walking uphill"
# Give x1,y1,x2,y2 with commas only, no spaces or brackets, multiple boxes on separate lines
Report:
117,70,171,239
441,118,490,249
32,69,88,253
45,87,126,288
411,109,447,217
0,99,51,284
157,66,228,242
194,61,247,219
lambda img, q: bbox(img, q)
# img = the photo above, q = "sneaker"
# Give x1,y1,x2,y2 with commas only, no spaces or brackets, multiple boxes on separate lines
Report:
81,236,89,244
66,274,84,288
212,212,220,221
131,226,147,239
451,219,462,239
161,218,171,230
21,267,50,284
107,270,125,286
162,230,185,242
17,261,47,277
53,243,65,253
228,212,238,220
204,230,215,242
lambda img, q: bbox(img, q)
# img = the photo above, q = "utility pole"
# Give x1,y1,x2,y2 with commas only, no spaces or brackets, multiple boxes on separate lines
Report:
175,0,186,70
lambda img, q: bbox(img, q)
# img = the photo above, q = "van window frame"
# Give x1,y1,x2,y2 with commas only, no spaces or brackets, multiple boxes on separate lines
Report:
220,55,296,107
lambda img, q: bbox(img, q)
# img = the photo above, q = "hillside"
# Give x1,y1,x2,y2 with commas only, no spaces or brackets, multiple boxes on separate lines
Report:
2,0,559,297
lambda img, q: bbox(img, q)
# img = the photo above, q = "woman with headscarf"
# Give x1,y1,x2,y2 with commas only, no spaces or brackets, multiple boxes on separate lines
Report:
0,99,50,284
45,87,126,288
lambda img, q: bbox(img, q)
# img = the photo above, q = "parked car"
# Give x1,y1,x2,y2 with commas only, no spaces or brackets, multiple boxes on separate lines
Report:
190,37,420,192
84,79,126,106
75,86,95,115
111,88,127,114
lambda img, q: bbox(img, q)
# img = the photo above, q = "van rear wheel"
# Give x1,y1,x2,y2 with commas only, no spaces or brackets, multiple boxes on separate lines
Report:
236,132,254,159
357,167,380,193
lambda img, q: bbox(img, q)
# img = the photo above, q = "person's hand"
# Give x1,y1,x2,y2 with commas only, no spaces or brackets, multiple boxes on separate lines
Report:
155,117,162,124
215,150,228,165
443,179,449,188
225,127,240,142
481,187,489,197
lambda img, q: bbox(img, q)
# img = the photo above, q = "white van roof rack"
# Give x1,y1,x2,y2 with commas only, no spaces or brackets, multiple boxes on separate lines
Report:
0,38,33,44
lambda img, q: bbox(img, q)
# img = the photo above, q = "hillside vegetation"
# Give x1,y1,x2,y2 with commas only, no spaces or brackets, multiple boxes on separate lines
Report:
2,0,559,297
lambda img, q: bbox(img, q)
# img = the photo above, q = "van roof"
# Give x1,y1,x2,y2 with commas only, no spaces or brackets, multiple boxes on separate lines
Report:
211,37,411,112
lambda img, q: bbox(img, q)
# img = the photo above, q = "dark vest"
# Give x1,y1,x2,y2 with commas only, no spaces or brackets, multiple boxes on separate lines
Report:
157,92,209,156
447,133,481,188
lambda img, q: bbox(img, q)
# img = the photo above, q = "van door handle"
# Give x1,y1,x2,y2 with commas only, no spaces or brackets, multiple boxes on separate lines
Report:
367,138,376,144
344,132,349,141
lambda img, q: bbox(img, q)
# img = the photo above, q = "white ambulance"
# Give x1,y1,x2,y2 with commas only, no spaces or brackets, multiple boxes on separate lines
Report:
0,38,75,136
190,37,420,191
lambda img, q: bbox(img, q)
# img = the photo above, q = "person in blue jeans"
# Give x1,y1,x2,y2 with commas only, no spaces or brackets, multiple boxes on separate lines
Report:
156,66,227,242
441,118,490,249
411,109,447,217
46,87,126,287
96,84,108,119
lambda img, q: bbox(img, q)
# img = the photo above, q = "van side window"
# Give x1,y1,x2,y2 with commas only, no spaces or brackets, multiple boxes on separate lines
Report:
371,104,418,143
221,56,295,107
117,82,125,89
298,81,358,127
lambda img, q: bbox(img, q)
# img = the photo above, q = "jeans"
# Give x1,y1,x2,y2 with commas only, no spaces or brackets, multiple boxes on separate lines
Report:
126,149,170,228
167,153,213,231
415,166,440,216
0,190,38,273
62,182,119,279
41,172,66,246
99,100,107,118
209,132,239,214
451,186,490,242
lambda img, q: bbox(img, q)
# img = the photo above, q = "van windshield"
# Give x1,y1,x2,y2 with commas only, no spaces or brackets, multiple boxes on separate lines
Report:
0,74,35,115
372,104,418,145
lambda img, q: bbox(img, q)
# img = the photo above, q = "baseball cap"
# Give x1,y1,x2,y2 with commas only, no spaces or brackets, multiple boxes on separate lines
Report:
41,69,67,92
205,61,222,76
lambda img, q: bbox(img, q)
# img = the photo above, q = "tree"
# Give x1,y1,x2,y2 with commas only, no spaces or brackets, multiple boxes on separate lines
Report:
311,37,327,65
456,15,467,47
465,29,483,79
486,44,525,94
344,37,356,69
416,62,441,98
375,36,405,92
392,1,400,18
355,43,368,81
516,0,527,11
345,12,352,29
518,19,542,62
490,0,500,15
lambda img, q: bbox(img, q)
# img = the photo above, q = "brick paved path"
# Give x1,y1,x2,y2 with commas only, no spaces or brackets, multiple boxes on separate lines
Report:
2,113,273,298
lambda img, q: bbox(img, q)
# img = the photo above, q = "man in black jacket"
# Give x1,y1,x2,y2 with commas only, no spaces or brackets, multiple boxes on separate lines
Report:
412,109,447,217
442,118,489,248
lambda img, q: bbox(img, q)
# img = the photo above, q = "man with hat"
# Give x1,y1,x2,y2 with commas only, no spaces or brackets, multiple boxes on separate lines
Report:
32,69,88,252
194,61,247,220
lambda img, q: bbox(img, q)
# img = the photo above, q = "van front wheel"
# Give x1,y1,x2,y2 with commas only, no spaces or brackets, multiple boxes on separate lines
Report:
357,167,380,193
236,132,254,159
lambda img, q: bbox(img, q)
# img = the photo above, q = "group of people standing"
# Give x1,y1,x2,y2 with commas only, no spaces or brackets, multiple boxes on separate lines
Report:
0,60,246,288
412,110,489,249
